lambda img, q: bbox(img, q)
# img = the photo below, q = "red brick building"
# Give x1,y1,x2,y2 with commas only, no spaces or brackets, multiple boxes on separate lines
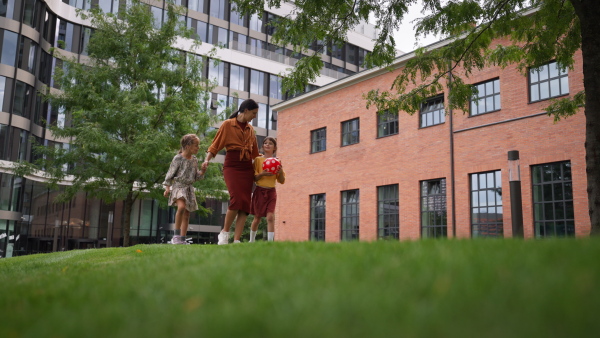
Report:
271,38,588,241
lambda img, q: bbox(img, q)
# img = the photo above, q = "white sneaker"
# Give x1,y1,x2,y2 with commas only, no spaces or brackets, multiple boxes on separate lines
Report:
217,231,229,245
170,235,183,244
233,240,241,244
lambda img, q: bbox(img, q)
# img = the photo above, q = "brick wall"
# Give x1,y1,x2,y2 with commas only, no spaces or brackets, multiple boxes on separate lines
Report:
274,47,588,241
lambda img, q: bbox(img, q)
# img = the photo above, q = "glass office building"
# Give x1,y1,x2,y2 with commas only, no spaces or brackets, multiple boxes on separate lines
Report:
0,0,375,257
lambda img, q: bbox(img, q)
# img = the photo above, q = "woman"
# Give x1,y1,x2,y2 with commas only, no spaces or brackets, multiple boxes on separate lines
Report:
202,99,259,244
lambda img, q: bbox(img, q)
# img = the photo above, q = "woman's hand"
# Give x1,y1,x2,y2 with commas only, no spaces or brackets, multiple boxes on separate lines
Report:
201,160,209,171
163,187,170,198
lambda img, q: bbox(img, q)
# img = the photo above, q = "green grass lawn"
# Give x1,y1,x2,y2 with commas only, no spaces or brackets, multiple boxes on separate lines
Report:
1,239,599,338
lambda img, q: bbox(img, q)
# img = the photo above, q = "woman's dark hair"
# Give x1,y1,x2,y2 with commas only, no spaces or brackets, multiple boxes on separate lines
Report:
229,99,259,119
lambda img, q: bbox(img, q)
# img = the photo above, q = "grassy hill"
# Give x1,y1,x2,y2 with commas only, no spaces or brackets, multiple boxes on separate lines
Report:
1,239,599,337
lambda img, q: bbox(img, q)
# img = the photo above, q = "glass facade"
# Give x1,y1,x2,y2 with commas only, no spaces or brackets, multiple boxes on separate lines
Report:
0,173,224,257
0,0,374,255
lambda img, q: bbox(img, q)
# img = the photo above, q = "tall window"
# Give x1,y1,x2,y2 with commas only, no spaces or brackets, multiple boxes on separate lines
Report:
23,0,39,28
310,194,326,241
358,48,368,67
150,6,163,29
0,77,9,112
311,127,326,153
229,31,248,52
207,25,228,47
471,79,500,116
421,179,447,238
378,184,399,239
187,19,208,42
346,44,357,65
250,70,267,96
208,59,228,86
0,0,16,20
532,161,574,237
188,0,208,14
420,95,445,128
249,12,263,32
230,3,247,26
256,103,268,129
1,30,18,67
377,110,398,138
209,0,228,20
264,12,278,35
229,65,247,92
471,171,503,237
0,124,7,160
269,74,283,100
12,81,33,119
341,118,359,146
331,43,344,60
18,37,38,74
341,190,359,241
529,61,569,102
42,9,57,44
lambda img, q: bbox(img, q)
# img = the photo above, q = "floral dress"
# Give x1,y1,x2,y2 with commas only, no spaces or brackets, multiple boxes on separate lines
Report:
163,154,204,212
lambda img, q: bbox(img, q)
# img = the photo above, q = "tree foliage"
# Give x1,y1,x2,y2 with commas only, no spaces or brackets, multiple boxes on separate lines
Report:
232,0,600,235
13,0,227,246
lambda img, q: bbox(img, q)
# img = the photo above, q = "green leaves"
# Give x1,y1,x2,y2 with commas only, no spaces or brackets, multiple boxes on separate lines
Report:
14,1,224,236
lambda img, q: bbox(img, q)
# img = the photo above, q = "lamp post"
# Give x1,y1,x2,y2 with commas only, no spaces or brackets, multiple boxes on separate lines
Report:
52,219,60,252
508,150,524,238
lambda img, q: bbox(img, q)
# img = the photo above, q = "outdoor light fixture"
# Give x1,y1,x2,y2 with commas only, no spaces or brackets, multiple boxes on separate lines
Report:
508,150,524,238
53,219,60,252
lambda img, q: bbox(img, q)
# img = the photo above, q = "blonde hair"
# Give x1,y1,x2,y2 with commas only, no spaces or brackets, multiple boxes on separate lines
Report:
179,134,199,154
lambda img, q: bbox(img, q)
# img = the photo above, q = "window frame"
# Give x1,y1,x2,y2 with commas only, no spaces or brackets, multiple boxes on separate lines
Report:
470,170,503,238
420,178,447,238
341,118,359,146
377,110,399,138
341,189,359,241
531,161,575,237
470,78,501,116
528,61,569,103
310,127,326,154
309,194,326,241
377,184,399,240
419,95,445,128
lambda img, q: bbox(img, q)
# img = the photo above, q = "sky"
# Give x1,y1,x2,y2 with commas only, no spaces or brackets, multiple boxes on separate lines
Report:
390,3,445,54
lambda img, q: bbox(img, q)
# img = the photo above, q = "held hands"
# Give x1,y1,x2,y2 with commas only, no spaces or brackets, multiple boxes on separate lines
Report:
163,187,170,198
201,161,209,171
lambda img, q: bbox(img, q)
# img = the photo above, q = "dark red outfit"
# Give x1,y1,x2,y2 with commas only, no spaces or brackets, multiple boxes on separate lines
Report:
250,186,277,218
224,150,254,213
207,118,259,214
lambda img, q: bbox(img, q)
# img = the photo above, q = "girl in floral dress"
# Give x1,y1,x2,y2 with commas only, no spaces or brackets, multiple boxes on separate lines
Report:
163,134,204,244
